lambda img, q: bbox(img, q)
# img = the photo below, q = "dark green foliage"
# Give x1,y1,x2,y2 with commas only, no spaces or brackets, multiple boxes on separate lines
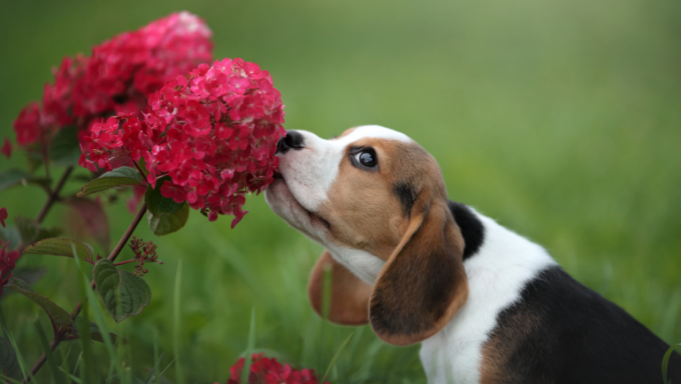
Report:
22,237,95,263
147,204,189,236
93,259,152,322
78,167,144,197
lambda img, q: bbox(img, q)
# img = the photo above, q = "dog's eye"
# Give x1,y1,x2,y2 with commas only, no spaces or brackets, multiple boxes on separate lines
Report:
353,149,377,168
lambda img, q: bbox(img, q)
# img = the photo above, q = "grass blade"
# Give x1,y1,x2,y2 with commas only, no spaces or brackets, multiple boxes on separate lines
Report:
34,321,66,384
0,306,9,338
58,343,72,384
70,351,83,380
662,343,681,384
321,332,354,383
172,260,184,384
0,372,23,384
240,307,256,384
144,353,164,384
156,357,176,379
56,365,81,384
8,334,32,384
72,243,125,383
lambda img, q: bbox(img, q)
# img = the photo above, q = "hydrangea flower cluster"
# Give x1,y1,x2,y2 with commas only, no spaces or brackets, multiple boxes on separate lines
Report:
225,354,326,384
0,208,20,295
11,12,213,149
80,57,286,227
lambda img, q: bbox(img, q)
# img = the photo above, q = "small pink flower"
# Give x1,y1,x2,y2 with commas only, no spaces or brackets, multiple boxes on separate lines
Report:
0,208,7,227
226,353,327,384
1,138,11,159
0,240,20,296
13,102,43,146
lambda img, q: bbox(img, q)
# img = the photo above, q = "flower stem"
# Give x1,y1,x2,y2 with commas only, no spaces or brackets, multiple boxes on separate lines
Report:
113,259,138,266
21,203,148,384
35,166,73,225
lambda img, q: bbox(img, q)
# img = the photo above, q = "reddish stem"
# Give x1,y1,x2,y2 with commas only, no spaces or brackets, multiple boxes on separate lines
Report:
131,159,148,184
113,259,138,266
35,166,73,225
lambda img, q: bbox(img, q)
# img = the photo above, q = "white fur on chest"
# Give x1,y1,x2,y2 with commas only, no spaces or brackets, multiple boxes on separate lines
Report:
326,244,385,284
420,213,556,384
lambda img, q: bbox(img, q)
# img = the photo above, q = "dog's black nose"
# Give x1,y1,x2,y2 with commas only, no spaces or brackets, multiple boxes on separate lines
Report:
277,130,305,153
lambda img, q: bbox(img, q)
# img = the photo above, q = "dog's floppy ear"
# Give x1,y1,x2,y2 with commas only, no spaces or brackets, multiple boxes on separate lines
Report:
369,194,469,346
308,251,372,325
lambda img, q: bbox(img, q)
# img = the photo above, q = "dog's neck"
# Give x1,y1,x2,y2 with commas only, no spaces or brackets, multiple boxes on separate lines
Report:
420,210,556,383
325,243,385,284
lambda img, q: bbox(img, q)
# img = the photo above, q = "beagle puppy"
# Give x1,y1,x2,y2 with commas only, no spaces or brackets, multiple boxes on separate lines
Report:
264,125,681,384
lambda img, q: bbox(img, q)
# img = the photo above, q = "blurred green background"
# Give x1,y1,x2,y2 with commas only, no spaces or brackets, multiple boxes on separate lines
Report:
1,0,680,382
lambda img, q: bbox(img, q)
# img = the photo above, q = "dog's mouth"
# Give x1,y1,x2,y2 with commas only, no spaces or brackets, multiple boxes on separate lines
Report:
270,174,331,231
309,208,331,230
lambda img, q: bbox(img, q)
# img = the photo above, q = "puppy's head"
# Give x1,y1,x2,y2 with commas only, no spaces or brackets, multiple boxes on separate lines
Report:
265,125,468,345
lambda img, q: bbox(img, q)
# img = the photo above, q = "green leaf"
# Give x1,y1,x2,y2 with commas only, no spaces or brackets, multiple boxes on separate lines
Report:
0,169,28,192
6,278,73,328
49,126,81,166
145,177,184,216
0,168,52,194
93,259,151,322
15,217,38,246
22,238,94,263
662,343,681,384
77,167,144,197
0,227,21,250
0,336,19,379
35,227,63,242
147,203,189,236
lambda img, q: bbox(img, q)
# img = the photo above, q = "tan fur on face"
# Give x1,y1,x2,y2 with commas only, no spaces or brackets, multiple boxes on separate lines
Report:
308,251,372,325
318,139,428,259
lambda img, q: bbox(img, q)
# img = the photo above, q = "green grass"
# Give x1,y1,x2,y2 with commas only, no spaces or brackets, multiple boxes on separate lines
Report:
1,0,680,382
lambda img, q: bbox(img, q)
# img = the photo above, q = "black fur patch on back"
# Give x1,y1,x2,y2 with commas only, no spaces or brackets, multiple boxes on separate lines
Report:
448,201,485,259
393,182,417,216
484,266,681,383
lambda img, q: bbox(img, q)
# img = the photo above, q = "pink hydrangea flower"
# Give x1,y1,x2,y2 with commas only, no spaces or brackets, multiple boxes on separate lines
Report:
12,12,213,149
74,11,213,119
227,353,326,384
81,58,286,227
